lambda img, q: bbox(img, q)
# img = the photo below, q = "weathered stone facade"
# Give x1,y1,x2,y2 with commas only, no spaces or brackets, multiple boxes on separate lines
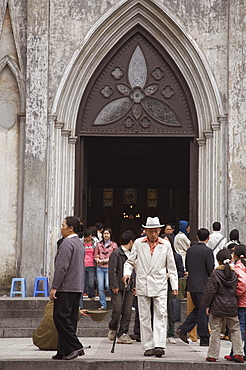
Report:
0,0,245,294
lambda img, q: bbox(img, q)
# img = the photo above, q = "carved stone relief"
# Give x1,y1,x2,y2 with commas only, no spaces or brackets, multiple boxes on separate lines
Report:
78,30,196,136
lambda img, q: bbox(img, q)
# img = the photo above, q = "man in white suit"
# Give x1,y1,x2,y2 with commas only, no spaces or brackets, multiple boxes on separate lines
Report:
123,217,178,357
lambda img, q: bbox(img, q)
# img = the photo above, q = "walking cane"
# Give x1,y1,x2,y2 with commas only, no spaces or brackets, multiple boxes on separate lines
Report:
111,280,129,353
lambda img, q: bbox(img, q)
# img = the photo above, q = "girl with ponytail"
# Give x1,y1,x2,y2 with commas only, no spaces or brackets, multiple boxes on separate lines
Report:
225,244,246,362
201,248,244,363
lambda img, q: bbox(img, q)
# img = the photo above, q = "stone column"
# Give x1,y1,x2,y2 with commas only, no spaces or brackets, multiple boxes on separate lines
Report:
197,123,227,235
61,129,71,216
44,114,57,278
16,113,26,276
227,0,246,241
20,0,49,294
197,136,206,229
68,135,78,215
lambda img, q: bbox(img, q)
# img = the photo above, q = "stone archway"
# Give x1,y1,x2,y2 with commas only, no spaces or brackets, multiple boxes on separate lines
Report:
75,27,199,239
49,0,227,259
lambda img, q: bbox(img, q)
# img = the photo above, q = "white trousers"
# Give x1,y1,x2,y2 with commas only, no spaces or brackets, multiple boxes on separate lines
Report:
138,294,167,350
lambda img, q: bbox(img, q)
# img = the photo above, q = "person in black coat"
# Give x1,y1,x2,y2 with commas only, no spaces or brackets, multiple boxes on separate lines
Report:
162,233,184,343
108,230,136,344
176,228,214,346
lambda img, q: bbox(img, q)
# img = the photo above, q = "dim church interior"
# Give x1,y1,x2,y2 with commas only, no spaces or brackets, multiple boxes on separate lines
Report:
77,136,191,244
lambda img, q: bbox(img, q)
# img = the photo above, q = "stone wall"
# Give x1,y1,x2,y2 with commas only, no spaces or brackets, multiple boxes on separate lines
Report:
227,0,246,237
0,5,22,293
0,0,245,294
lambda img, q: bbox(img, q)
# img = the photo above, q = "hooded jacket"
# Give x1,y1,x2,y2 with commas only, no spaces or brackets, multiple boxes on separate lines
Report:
234,260,246,307
201,265,238,317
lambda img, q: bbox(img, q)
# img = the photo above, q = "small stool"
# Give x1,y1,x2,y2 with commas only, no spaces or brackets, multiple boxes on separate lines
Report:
33,277,49,297
10,278,27,297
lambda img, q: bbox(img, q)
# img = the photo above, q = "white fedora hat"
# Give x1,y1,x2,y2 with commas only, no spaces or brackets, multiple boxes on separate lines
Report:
142,217,164,229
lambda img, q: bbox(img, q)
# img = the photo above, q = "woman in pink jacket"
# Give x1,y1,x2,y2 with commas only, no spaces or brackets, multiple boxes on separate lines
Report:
95,228,118,309
225,244,246,362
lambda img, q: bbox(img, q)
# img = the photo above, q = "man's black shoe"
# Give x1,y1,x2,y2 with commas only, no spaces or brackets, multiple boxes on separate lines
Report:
129,334,141,342
176,328,189,344
65,348,84,360
144,348,155,356
52,353,65,360
154,347,165,357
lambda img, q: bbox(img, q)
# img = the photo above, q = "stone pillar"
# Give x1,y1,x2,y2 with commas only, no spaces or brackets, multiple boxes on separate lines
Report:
197,120,228,236
20,0,49,294
17,113,26,276
227,0,246,241
197,136,206,229
43,114,57,278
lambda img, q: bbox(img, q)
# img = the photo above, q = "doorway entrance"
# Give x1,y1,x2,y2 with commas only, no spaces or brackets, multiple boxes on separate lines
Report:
75,27,199,242
76,135,196,244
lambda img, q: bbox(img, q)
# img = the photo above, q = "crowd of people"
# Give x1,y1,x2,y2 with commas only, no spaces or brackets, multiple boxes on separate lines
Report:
33,215,246,363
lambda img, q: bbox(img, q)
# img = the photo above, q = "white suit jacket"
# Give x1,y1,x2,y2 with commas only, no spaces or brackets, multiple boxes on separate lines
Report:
124,237,178,297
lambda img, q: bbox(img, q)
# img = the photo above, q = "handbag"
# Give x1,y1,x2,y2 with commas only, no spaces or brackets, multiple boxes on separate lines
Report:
170,296,181,322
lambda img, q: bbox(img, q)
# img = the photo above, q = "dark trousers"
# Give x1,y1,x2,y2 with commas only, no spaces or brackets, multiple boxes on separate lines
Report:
53,292,82,355
109,290,133,337
167,284,175,337
179,292,209,344
84,266,96,298
132,296,140,336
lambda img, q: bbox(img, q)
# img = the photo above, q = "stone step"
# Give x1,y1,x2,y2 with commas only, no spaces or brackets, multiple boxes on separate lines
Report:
0,297,187,338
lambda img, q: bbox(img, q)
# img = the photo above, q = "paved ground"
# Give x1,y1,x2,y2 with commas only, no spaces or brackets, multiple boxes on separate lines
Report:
0,335,235,362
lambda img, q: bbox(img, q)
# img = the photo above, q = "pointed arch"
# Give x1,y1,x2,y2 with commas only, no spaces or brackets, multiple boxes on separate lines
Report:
1,1,26,75
48,0,228,256
0,55,25,111
0,0,8,32
52,0,224,138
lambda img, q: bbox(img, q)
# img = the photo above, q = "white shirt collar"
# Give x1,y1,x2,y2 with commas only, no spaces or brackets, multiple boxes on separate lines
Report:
121,245,131,257
67,233,77,239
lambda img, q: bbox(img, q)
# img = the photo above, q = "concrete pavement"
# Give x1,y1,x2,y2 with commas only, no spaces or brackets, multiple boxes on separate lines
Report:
0,336,243,369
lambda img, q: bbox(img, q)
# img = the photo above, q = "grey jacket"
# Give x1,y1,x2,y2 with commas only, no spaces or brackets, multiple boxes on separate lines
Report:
52,235,85,292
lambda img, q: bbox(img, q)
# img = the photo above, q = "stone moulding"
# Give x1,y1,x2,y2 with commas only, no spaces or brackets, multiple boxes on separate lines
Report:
68,136,78,144
0,55,25,112
61,129,71,137
55,121,64,130
211,121,220,131
52,0,224,138
197,137,206,146
47,0,228,254
204,130,213,139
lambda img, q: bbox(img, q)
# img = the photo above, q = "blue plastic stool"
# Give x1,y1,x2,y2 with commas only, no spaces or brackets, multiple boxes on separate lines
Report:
33,277,49,297
10,278,27,297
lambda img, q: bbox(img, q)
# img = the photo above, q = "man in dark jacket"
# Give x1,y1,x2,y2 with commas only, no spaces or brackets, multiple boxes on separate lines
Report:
49,216,85,360
176,228,214,346
108,230,135,344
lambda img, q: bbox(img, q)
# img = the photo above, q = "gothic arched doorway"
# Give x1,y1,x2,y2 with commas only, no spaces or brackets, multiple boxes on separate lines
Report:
75,27,198,243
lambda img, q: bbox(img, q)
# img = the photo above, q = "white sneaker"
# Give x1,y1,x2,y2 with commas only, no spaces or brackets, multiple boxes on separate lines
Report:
117,333,133,344
188,338,197,344
168,337,176,344
108,329,116,341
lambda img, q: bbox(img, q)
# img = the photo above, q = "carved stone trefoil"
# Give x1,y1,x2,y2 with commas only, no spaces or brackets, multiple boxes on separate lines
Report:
151,67,165,80
162,85,175,99
101,85,114,98
139,117,151,128
111,67,124,80
123,116,135,128
94,45,180,127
